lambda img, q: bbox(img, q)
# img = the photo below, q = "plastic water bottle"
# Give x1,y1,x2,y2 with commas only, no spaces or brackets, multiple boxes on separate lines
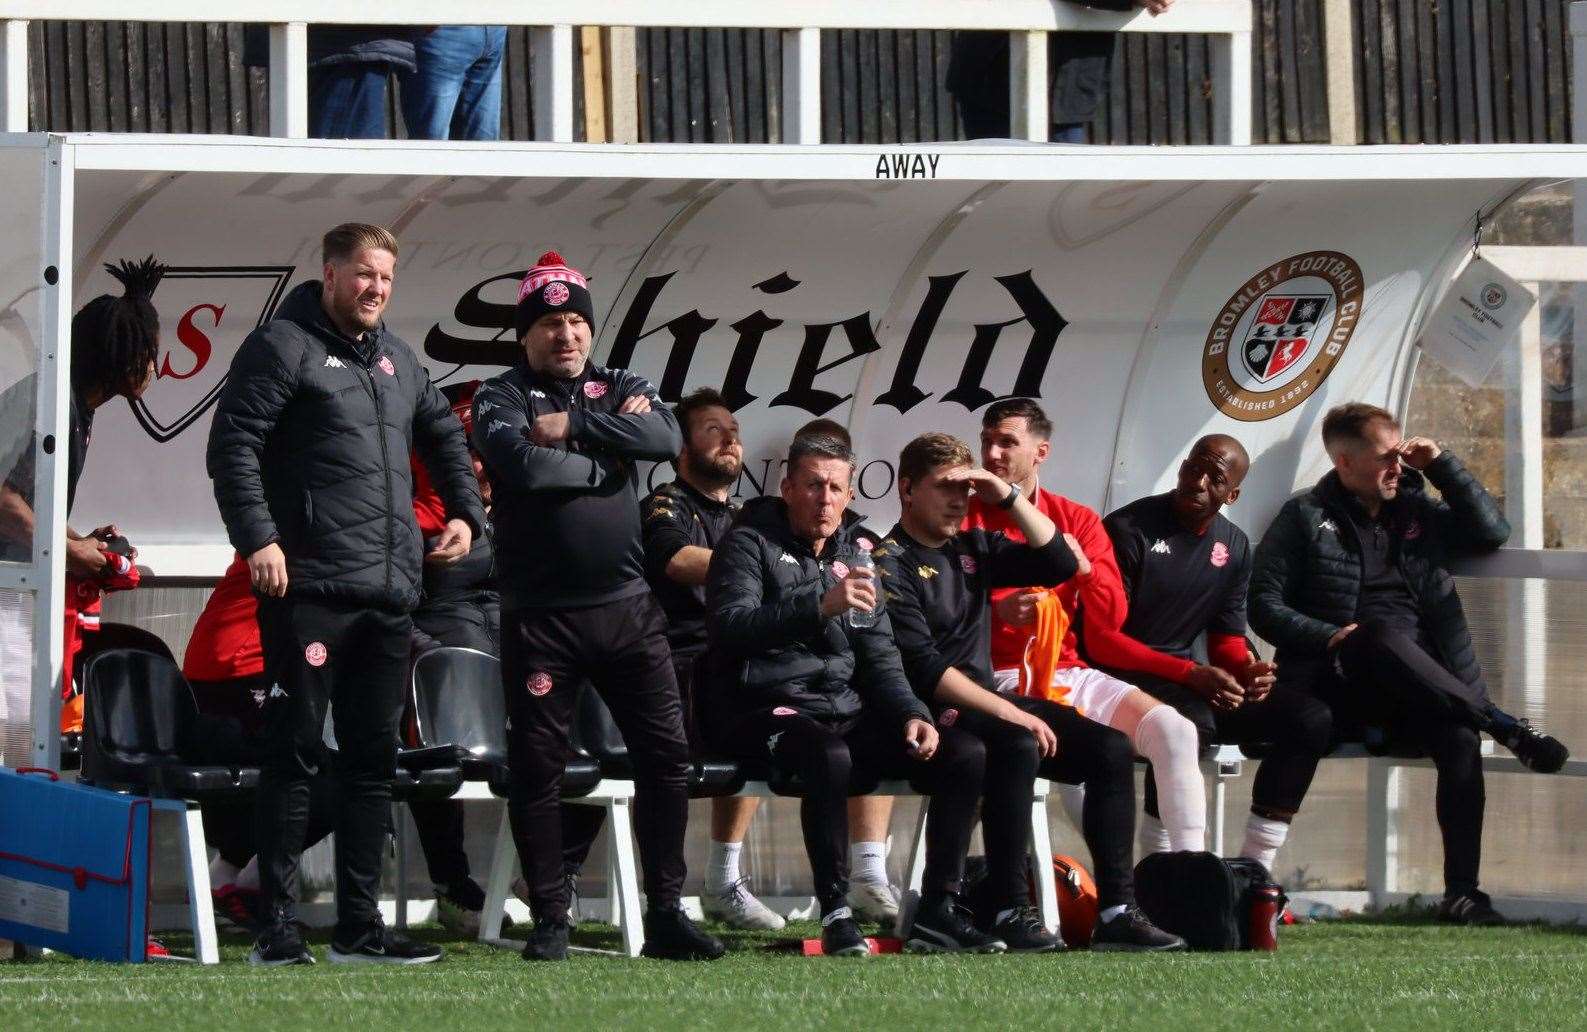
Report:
845,548,881,629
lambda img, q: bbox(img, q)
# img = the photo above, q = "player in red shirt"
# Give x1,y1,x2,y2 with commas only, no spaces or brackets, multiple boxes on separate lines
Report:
964,399,1234,855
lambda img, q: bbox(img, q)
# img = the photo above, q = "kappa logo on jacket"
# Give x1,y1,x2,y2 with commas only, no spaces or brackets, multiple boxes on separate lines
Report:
488,419,512,436
1150,539,1172,555
778,552,799,565
323,355,346,369
530,389,547,399
1318,519,1338,534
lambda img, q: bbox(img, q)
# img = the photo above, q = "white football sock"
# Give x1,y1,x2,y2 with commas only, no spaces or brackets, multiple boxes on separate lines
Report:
1099,904,1128,923
1131,706,1205,852
235,856,260,892
704,839,743,892
1136,814,1172,859
1240,815,1290,873
850,840,888,885
1054,783,1086,833
208,856,240,888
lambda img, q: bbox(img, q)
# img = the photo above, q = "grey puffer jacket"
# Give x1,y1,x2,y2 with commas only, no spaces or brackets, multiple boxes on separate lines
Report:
207,281,485,613
1248,452,1508,695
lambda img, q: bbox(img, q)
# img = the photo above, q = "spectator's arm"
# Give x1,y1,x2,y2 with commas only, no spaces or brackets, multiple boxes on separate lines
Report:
411,374,485,539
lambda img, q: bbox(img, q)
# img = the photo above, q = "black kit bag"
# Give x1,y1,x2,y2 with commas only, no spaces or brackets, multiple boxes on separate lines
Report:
1134,851,1286,950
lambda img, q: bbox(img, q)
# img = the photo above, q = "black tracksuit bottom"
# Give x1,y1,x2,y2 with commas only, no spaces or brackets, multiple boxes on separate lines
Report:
1130,674,1333,821
1324,619,1493,896
501,594,691,924
953,697,1138,910
716,706,985,915
254,597,411,939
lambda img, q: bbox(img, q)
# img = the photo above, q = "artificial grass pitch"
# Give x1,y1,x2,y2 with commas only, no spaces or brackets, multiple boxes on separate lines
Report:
2,914,1584,1032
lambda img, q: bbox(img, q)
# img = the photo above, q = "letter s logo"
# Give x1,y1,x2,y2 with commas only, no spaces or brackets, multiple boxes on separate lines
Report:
160,303,224,380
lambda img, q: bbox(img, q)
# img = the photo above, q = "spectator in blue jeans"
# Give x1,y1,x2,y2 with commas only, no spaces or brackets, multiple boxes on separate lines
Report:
401,26,508,141
243,26,424,139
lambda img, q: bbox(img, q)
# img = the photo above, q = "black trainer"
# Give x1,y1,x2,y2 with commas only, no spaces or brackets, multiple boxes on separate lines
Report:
906,894,1007,954
328,924,443,965
1438,890,1504,926
819,909,870,957
248,921,314,967
988,905,1064,953
639,906,726,961
521,920,571,961
1499,720,1569,774
1090,906,1187,952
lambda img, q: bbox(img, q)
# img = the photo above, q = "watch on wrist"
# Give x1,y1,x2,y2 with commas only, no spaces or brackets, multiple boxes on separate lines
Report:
997,483,1019,510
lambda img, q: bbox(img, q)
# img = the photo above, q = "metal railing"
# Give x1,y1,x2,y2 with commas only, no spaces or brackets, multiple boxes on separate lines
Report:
0,1,1254,144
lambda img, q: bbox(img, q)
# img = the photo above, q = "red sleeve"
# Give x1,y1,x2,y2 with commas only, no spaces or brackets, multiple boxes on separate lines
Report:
1070,503,1129,632
1208,633,1250,676
1082,622,1196,684
410,453,448,539
182,555,264,681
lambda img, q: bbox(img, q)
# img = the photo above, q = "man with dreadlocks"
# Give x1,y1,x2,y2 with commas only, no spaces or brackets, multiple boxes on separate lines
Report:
0,256,165,571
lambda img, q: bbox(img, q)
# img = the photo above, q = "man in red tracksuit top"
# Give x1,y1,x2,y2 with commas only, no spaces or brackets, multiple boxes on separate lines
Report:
963,398,1236,857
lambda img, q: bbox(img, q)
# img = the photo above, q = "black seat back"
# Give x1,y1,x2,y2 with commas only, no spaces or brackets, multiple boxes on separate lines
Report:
73,622,174,692
80,648,198,788
570,683,628,761
411,646,506,766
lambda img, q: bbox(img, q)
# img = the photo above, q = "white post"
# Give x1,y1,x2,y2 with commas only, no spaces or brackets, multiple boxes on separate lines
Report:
531,25,575,143
479,804,515,942
1009,30,1049,142
780,27,821,145
1572,6,1587,439
894,800,929,940
268,22,308,139
1210,30,1253,145
29,139,71,770
1,20,26,133
1323,0,1358,144
1364,759,1400,909
1504,287,1547,714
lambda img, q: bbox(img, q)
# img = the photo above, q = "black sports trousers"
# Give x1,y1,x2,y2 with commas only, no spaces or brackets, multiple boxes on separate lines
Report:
253,597,410,939
954,696,1139,910
1131,674,1332,820
716,706,984,915
1325,619,1490,896
501,594,691,924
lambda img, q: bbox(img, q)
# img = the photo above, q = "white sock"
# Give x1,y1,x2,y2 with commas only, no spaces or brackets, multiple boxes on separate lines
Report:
705,839,743,892
1131,706,1206,852
1240,815,1290,873
235,857,260,892
208,857,240,888
1136,814,1172,859
1099,903,1128,923
850,840,888,885
1055,783,1086,833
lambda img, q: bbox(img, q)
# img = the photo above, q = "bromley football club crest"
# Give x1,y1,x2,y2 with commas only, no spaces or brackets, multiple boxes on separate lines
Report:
1202,251,1364,422
129,266,296,443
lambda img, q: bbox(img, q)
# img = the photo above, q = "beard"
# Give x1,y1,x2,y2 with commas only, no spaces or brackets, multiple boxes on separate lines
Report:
686,450,741,488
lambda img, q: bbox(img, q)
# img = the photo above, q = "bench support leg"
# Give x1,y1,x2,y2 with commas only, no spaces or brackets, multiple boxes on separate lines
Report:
894,800,930,939
607,796,645,957
178,804,219,965
1366,758,1401,910
479,802,514,942
1029,784,1060,935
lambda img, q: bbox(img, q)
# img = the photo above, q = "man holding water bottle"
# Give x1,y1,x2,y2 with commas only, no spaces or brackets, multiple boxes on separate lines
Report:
702,433,1003,956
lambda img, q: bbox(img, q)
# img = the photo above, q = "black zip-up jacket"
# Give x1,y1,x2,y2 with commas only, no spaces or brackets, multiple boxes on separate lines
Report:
703,496,930,729
471,360,680,610
1249,451,1508,695
207,282,485,613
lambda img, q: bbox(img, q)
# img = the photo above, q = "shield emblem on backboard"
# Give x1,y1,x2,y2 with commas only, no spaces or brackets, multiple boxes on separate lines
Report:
1240,294,1330,384
129,266,295,443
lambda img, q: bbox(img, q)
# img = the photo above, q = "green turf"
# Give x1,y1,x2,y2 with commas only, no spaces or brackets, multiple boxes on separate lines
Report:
3,912,1584,1032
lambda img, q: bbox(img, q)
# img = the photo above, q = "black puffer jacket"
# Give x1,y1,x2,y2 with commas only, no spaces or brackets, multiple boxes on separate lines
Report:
1249,452,1508,695
703,496,929,729
207,282,484,613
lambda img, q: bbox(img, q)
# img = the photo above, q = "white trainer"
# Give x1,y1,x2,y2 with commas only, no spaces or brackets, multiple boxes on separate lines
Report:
701,877,786,931
847,880,900,925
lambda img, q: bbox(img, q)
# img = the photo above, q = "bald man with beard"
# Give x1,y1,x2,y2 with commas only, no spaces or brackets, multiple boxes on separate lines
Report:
1102,435,1332,876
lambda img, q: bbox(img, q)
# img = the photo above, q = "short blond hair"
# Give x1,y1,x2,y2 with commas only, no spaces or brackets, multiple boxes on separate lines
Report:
322,223,399,266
